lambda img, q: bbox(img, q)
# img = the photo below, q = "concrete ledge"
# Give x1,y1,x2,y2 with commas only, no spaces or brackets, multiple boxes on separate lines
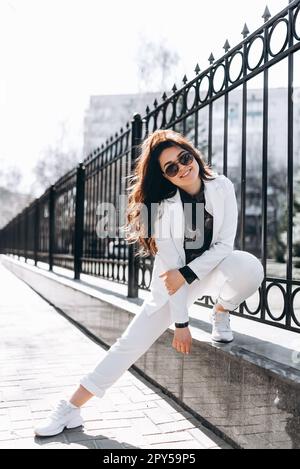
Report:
2,254,300,449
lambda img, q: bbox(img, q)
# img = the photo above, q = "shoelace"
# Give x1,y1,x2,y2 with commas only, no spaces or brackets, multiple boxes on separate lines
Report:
212,312,230,329
51,400,72,421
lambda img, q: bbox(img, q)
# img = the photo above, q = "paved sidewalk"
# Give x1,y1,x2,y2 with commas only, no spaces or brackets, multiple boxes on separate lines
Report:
0,262,231,450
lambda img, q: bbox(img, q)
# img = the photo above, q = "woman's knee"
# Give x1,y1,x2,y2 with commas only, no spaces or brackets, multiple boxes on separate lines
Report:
110,309,170,354
225,250,264,285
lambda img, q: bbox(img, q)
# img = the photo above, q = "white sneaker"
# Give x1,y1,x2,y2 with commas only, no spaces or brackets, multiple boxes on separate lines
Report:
210,306,234,343
34,399,84,437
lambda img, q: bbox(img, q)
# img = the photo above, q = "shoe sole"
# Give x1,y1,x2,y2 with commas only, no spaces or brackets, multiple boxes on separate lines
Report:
34,428,64,438
34,423,83,438
212,338,234,344
66,423,84,430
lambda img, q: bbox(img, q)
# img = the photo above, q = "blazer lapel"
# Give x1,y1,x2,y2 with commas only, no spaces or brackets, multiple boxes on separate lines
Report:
165,176,224,264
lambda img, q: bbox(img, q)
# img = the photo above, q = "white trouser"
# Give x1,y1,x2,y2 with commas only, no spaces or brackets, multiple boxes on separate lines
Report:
80,250,264,399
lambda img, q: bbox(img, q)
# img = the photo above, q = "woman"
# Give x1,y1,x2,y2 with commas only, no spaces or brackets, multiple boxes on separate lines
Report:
34,129,264,437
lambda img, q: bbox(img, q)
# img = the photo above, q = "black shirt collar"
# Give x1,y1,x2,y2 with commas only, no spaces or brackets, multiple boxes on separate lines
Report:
179,180,204,203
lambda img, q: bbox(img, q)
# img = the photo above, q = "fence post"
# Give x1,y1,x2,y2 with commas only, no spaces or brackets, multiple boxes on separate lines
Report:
127,113,143,299
24,209,28,263
74,163,86,280
34,199,40,267
49,185,55,272
17,214,21,260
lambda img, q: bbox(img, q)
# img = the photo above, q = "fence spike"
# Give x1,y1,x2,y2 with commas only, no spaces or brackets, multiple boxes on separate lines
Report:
208,53,215,64
162,92,167,101
195,63,201,75
262,5,271,23
183,74,188,84
172,83,177,93
242,23,250,38
223,39,231,52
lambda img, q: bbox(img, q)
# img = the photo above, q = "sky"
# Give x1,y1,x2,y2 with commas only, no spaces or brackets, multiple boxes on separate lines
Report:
0,0,291,193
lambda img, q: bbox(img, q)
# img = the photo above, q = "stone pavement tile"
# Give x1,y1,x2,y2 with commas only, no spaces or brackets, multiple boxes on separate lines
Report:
95,438,127,449
94,410,145,420
155,398,189,414
143,431,195,445
158,419,198,433
144,407,179,425
170,410,199,422
20,439,65,450
30,410,53,421
187,427,232,449
131,384,157,396
101,428,146,448
88,398,118,413
142,440,206,449
0,430,13,442
84,419,132,431
9,406,32,422
121,386,164,404
63,428,106,444
0,417,11,432
0,440,16,449
0,262,230,450
11,428,36,439
10,419,34,431
0,401,28,410
106,391,132,405
2,389,25,402
113,401,158,412
33,433,69,445
53,441,98,449
0,434,68,449
79,406,103,421
130,416,162,436
65,427,145,449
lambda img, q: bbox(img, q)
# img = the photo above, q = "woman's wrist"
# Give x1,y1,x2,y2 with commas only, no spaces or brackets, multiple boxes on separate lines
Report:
178,266,198,285
175,321,189,328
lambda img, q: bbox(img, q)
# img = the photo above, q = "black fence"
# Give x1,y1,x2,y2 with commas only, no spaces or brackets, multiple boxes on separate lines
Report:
1,0,300,332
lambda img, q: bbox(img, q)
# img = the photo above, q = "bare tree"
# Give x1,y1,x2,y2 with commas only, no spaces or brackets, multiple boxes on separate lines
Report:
31,121,81,193
32,146,80,191
0,165,33,228
135,33,180,93
0,165,22,191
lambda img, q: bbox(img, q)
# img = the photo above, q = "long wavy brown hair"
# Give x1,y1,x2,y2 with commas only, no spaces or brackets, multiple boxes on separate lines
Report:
123,129,217,257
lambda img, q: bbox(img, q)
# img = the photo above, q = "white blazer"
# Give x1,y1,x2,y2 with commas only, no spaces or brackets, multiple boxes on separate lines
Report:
141,174,238,323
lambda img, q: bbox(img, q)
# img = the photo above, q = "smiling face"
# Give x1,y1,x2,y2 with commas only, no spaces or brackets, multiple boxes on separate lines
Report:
158,145,200,190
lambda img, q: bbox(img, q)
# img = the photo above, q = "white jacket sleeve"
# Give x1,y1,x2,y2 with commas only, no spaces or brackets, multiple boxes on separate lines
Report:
154,202,189,324
187,177,238,280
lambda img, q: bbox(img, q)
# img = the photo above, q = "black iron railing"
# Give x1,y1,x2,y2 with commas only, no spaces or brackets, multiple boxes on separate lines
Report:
1,1,300,332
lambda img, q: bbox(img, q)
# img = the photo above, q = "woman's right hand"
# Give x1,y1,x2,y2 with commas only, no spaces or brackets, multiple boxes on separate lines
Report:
172,327,192,355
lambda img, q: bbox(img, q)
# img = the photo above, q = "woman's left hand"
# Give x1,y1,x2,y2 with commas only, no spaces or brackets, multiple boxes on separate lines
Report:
159,269,185,295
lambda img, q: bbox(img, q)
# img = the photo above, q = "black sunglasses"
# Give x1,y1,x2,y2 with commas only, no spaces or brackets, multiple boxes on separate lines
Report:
162,152,194,178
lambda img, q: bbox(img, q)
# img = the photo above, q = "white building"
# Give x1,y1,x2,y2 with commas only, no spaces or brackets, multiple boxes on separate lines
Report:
83,92,162,157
